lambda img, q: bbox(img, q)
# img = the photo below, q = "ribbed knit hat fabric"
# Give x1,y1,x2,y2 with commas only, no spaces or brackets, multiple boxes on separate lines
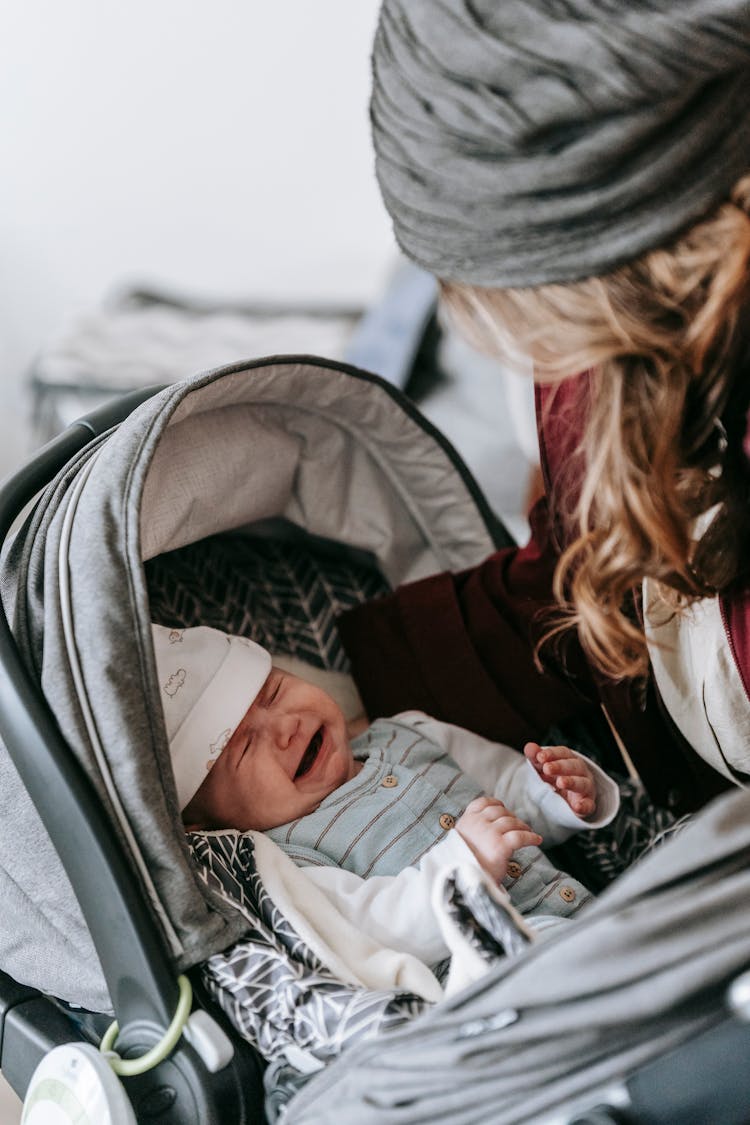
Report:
371,0,750,286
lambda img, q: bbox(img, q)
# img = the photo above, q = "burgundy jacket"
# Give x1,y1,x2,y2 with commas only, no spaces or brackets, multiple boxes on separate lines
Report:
338,374,732,815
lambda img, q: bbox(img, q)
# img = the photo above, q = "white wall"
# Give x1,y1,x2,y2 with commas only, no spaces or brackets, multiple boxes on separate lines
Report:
0,2,396,420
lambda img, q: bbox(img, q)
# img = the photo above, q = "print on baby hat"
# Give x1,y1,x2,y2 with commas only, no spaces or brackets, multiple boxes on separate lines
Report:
151,624,271,810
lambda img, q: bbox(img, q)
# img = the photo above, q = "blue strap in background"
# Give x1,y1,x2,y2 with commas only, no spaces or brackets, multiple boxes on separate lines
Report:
343,260,437,390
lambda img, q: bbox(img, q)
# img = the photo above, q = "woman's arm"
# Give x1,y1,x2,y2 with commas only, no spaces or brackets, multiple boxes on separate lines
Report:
337,497,597,747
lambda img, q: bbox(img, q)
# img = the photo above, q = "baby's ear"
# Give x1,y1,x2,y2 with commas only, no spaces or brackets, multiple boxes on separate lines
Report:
181,794,209,831
346,714,369,738
182,808,207,832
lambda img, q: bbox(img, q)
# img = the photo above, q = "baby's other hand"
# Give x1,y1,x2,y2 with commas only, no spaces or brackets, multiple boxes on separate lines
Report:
524,742,596,819
455,796,542,883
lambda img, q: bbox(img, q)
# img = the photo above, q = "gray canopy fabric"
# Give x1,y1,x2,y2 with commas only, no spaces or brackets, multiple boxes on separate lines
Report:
0,359,498,1011
284,787,750,1123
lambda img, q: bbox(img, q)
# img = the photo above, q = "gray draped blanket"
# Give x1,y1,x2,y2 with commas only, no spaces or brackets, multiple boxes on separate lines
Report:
285,787,750,1123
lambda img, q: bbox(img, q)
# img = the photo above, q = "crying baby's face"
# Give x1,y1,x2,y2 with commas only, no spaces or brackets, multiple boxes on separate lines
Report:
182,668,357,832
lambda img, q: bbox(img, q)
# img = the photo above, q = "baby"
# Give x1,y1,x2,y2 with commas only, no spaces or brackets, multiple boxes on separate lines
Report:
153,624,619,965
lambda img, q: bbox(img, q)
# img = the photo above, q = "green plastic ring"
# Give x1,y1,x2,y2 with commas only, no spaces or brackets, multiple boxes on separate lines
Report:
100,974,193,1077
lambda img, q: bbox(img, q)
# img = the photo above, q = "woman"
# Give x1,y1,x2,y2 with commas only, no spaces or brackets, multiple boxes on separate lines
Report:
339,0,750,815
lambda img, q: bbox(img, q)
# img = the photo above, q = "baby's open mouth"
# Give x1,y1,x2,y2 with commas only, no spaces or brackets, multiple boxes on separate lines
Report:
295,727,323,779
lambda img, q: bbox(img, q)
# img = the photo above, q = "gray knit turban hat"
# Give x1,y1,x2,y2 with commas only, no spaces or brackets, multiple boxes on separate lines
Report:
371,0,750,287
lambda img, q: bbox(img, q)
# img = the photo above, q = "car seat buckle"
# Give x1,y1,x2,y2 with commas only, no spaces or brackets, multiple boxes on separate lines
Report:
183,1009,235,1073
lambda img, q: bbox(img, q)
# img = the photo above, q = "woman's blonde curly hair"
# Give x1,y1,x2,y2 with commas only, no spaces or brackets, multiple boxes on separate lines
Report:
441,174,750,681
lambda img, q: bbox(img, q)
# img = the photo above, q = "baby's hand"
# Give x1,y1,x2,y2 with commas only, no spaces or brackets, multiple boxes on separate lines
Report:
524,742,596,818
455,796,542,883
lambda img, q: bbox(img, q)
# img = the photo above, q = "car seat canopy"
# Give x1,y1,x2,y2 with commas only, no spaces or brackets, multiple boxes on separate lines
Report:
0,358,498,1009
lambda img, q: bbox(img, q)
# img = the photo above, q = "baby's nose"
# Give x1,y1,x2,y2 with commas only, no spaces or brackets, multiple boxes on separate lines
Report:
275,714,299,749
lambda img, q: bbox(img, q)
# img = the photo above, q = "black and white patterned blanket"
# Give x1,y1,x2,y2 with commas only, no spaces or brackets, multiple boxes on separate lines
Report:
188,828,539,1118
188,831,429,1111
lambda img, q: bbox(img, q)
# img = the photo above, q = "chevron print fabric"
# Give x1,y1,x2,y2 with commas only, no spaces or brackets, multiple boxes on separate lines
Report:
189,832,426,1091
145,532,388,672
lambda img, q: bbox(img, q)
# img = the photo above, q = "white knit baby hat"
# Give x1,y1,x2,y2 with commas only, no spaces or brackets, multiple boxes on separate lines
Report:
151,624,272,810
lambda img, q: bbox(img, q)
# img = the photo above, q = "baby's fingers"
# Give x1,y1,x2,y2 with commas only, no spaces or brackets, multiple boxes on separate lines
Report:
523,742,544,770
497,828,543,852
535,744,576,764
553,773,594,796
540,756,588,778
567,792,595,817
545,761,594,792
492,815,542,844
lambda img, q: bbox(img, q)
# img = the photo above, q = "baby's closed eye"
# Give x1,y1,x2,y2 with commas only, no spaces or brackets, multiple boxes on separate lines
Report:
261,674,283,708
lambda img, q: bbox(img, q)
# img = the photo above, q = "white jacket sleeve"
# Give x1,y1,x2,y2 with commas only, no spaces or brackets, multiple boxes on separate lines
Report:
301,829,483,966
392,711,620,846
